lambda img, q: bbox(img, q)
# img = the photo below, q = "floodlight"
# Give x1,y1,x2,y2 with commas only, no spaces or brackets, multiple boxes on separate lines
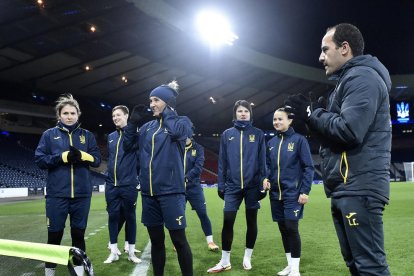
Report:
196,10,238,46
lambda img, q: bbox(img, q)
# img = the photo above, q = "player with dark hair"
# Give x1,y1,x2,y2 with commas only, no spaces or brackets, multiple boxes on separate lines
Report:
35,94,101,276
208,100,267,273
285,23,391,275
264,107,314,276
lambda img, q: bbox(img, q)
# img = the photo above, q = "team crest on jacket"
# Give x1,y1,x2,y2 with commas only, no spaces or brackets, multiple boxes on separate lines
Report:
287,142,294,151
192,149,197,156
79,135,86,144
249,134,255,142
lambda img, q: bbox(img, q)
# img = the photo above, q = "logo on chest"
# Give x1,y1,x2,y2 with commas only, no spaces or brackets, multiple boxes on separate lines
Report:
79,135,86,144
249,134,255,143
287,142,294,152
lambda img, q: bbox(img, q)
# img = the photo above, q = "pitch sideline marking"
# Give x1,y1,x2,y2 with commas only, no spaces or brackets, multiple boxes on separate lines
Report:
130,241,151,276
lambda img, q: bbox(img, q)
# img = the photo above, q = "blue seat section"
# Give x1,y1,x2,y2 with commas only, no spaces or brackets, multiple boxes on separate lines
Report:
0,132,106,189
90,170,106,188
0,133,47,188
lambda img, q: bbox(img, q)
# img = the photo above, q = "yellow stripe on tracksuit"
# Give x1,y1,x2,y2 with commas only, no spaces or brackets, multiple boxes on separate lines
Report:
340,151,349,183
68,133,74,199
183,144,191,189
277,135,284,200
149,118,163,196
240,131,244,189
61,125,81,199
114,130,122,186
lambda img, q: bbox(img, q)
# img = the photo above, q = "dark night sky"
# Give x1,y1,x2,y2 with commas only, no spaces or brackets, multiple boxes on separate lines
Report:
168,0,414,75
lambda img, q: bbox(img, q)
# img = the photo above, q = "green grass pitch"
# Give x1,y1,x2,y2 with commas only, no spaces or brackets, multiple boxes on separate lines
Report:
0,182,412,275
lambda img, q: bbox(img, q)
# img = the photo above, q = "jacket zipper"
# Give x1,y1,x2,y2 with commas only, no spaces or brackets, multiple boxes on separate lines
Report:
149,119,163,196
277,135,284,200
114,130,122,186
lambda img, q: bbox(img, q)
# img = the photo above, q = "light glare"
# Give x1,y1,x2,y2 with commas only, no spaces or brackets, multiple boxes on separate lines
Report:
196,10,238,46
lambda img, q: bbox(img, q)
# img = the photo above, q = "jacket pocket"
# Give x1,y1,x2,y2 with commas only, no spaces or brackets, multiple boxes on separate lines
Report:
322,150,344,189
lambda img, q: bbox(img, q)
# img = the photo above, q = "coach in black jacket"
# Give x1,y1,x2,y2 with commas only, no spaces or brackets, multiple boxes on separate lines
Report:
285,23,391,276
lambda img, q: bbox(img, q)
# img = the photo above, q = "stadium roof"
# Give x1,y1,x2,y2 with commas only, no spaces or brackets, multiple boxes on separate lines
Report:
0,0,413,133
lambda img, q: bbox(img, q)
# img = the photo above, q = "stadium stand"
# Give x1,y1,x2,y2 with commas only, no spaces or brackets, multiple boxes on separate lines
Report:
2,130,413,190
196,140,218,184
0,132,106,189
196,136,220,154
200,169,217,185
0,133,46,188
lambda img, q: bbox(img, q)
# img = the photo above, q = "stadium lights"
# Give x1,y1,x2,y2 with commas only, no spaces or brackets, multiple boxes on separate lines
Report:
36,0,45,9
195,10,238,46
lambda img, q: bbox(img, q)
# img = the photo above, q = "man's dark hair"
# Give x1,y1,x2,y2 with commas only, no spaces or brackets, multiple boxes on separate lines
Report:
328,23,365,56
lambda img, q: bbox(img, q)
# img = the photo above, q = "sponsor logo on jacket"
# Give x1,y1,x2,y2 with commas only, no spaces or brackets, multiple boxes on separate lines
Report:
176,215,183,225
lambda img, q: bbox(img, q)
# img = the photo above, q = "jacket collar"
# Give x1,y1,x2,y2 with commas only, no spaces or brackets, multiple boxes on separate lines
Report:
277,127,294,137
57,121,80,133
233,120,252,130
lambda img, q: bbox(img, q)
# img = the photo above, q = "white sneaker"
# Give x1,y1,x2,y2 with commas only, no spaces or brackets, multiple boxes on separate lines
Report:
103,253,119,264
277,266,291,276
128,254,142,264
207,261,231,273
124,247,141,253
116,248,122,255
243,257,252,270
107,242,122,255
288,269,300,276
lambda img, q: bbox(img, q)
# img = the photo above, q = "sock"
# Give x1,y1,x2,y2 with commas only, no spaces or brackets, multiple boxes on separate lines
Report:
73,265,84,276
128,244,136,256
206,235,213,244
291,257,300,272
45,268,56,276
221,250,231,265
124,241,129,250
244,248,253,259
286,252,292,267
110,243,118,254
